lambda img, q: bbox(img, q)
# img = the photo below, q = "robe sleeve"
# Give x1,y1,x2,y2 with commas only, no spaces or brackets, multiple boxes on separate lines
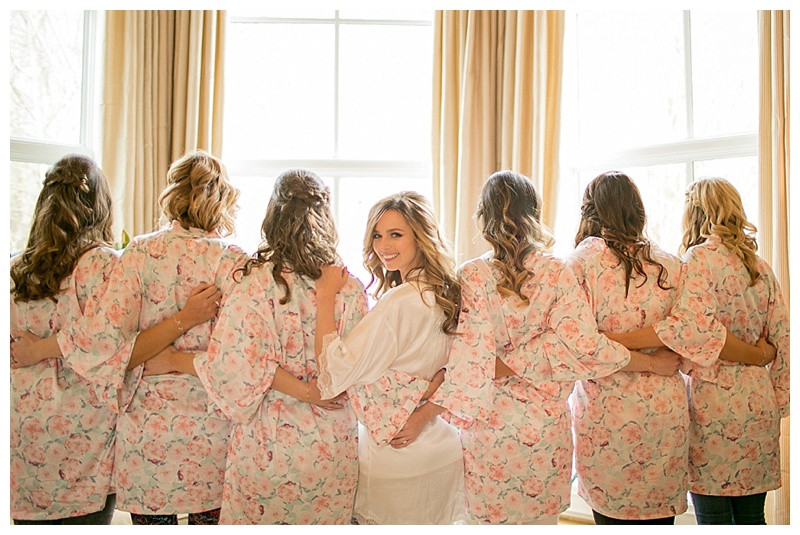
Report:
430,262,498,426
653,248,726,366
762,266,790,418
194,273,281,425
56,245,144,388
502,263,630,383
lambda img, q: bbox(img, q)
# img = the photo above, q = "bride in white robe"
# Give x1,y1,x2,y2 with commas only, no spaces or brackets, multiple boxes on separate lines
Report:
316,192,468,525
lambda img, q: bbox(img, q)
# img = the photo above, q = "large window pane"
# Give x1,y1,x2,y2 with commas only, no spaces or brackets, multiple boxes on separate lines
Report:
690,12,758,137
338,10,433,21
576,11,687,154
9,161,49,255
223,23,336,160
693,156,759,236
228,174,278,254
338,24,433,160
10,11,84,143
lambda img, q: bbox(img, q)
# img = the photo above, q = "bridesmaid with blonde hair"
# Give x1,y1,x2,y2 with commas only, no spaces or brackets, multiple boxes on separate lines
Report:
22,150,248,524
608,176,788,524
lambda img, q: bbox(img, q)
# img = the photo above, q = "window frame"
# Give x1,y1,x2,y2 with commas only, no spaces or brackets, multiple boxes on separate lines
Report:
559,9,758,525
9,10,101,165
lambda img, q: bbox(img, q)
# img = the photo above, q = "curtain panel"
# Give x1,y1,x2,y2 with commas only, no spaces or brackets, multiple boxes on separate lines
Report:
100,10,226,237
433,10,564,264
758,10,790,526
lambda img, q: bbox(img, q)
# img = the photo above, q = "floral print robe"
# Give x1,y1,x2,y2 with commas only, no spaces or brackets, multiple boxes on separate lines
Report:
193,266,368,524
10,246,118,520
568,237,689,520
431,252,631,524
653,235,789,496
57,221,247,515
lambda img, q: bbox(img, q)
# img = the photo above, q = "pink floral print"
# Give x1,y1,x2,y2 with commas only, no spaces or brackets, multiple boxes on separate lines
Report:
653,235,789,496
56,221,247,515
10,247,118,520
194,266,368,524
432,251,630,523
568,237,689,520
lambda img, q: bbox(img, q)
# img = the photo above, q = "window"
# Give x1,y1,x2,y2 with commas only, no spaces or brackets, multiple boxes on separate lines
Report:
9,10,101,255
554,10,759,259
223,9,434,287
557,11,759,525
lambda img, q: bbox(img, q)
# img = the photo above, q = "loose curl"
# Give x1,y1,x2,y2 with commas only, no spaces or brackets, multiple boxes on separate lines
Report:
363,191,460,335
681,176,761,286
477,170,554,304
235,169,340,304
158,150,239,235
575,171,672,297
11,154,114,302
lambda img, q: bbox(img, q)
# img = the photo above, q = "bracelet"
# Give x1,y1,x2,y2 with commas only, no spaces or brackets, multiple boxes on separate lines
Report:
759,346,767,365
174,315,185,333
304,384,311,403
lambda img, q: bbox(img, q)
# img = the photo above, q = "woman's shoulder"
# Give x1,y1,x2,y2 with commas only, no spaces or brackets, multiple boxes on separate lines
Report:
72,245,119,272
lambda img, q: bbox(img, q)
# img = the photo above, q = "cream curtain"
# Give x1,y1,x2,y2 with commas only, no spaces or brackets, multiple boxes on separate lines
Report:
101,10,227,237
758,10,790,526
433,10,564,264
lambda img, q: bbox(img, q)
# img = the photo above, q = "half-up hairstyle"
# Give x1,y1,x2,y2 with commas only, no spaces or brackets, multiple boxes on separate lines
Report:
363,192,460,335
575,171,672,297
477,170,554,304
236,169,340,304
681,176,761,286
158,150,239,235
12,153,114,302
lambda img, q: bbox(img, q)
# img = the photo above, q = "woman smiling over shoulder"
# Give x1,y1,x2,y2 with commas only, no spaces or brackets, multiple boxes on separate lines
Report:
314,191,468,525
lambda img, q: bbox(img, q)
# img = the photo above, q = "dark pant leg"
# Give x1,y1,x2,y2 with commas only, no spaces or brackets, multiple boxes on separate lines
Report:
730,493,767,525
188,508,221,525
690,492,734,524
129,513,179,525
13,494,117,525
592,509,675,525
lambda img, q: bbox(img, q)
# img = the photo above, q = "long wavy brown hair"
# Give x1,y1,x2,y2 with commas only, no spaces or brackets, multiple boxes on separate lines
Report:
477,170,554,304
681,176,761,286
574,171,672,297
362,191,460,334
235,169,340,304
11,154,114,302
158,150,239,235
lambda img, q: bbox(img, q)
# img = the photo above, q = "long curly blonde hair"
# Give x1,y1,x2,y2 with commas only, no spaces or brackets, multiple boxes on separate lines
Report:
158,150,239,235
681,176,761,286
575,171,672,297
363,192,460,334
11,153,114,302
236,169,340,304
478,170,554,304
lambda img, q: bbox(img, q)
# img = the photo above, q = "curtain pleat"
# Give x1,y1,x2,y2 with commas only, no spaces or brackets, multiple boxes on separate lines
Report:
433,10,564,264
758,10,790,526
101,10,226,237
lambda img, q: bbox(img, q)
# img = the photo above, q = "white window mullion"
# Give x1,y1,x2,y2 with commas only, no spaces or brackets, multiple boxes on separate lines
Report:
683,11,695,140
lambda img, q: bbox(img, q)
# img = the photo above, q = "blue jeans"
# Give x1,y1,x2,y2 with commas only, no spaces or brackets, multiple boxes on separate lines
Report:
690,492,767,525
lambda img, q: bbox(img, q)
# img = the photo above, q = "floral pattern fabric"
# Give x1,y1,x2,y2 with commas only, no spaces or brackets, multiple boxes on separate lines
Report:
10,246,119,520
653,235,790,496
568,237,689,520
431,251,631,523
193,266,368,524
56,221,247,515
